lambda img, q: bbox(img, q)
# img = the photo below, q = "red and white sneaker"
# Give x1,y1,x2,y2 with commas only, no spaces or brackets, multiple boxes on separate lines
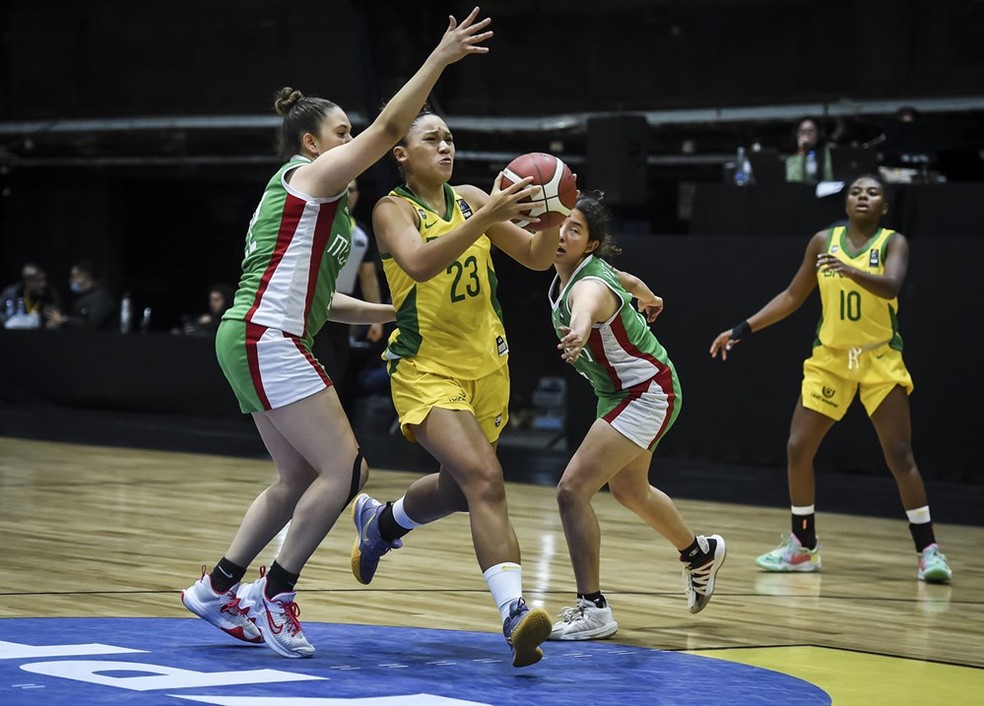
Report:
181,568,263,644
237,574,314,658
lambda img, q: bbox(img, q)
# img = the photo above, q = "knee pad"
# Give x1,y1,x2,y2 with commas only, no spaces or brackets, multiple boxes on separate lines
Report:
346,449,365,505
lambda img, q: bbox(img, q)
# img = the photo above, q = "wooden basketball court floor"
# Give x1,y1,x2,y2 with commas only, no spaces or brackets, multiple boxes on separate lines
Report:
2,435,982,704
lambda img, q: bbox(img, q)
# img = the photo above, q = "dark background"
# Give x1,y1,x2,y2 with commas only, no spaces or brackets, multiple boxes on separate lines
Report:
2,1,984,500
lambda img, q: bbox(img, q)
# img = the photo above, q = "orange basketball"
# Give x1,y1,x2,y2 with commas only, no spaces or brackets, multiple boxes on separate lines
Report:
500,152,578,231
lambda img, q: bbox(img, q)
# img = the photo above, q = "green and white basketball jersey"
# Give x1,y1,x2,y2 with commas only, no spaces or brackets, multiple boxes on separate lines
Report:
224,155,352,346
549,255,676,396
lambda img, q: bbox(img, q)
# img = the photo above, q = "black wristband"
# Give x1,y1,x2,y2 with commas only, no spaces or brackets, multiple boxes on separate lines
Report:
731,320,751,340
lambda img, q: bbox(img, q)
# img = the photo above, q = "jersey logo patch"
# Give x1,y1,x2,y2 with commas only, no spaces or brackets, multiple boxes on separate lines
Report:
869,249,879,267
457,198,474,219
822,386,836,399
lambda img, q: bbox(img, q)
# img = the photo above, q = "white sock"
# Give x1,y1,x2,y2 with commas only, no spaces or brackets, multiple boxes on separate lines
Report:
483,562,523,621
392,497,424,530
906,506,931,525
791,504,815,515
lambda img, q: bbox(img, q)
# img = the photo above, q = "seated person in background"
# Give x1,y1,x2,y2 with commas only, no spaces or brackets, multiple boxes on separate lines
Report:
176,282,234,336
1,262,62,329
870,106,953,179
46,261,116,330
786,118,834,183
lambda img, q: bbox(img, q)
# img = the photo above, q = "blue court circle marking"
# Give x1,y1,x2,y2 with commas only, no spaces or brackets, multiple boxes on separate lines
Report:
1,618,830,705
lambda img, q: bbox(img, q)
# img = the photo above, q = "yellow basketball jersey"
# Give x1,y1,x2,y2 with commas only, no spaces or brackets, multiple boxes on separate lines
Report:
815,226,903,350
381,184,508,379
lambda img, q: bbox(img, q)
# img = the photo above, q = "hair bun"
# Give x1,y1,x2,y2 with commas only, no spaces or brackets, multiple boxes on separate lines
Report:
274,87,305,115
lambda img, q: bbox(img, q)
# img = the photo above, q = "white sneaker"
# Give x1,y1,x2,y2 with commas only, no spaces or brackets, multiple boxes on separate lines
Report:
181,570,262,644
683,534,727,614
548,598,618,641
237,575,314,658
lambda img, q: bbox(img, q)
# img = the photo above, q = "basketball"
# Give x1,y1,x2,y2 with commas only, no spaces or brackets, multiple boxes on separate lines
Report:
500,152,578,231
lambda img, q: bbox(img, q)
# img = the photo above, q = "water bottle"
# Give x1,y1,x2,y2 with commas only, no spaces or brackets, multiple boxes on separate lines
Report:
140,307,152,334
4,298,15,320
805,150,818,182
734,146,750,186
120,293,132,334
16,297,26,316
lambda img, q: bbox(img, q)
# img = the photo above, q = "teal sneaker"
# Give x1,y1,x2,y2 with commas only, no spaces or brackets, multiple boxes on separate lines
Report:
755,534,822,573
917,544,952,583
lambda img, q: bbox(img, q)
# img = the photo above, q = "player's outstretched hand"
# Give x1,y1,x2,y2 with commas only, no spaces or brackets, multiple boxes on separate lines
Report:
557,325,586,364
709,329,738,360
432,7,493,66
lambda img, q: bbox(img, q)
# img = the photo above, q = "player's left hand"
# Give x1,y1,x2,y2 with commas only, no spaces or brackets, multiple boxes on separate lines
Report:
557,325,585,364
816,253,857,278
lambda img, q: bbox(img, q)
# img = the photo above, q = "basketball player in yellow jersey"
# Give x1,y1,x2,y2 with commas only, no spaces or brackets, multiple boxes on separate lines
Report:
709,175,952,583
349,110,564,667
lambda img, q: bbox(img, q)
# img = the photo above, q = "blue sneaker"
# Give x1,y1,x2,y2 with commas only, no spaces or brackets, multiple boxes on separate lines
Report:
502,598,552,668
350,493,402,585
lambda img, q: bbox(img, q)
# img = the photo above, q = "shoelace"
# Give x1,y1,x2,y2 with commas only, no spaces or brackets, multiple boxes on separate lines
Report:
557,605,584,623
775,534,802,556
254,565,304,637
270,599,303,637
220,595,250,619
684,560,714,595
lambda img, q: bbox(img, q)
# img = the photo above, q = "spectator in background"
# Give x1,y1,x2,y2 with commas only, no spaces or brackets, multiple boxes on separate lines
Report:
786,118,834,184
46,261,116,331
1,263,61,329
870,105,949,179
175,282,234,336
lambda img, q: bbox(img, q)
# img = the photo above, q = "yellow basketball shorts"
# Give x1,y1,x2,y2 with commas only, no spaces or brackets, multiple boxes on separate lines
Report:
387,357,510,444
801,343,913,421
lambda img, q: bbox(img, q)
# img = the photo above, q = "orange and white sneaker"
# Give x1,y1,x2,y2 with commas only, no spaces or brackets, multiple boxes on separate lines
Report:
755,534,822,573
181,568,263,644
237,575,314,658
